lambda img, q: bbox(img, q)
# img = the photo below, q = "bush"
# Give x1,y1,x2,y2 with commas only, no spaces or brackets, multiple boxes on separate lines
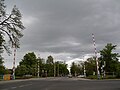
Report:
86,75,97,79
116,72,120,78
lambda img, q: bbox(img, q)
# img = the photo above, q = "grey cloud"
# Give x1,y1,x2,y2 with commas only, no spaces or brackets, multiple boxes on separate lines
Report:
4,0,120,68
21,0,120,52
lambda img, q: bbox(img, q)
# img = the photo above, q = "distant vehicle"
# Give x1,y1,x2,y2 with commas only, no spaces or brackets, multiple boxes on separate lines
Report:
68,74,72,78
77,75,85,78
24,75,32,77
23,75,32,79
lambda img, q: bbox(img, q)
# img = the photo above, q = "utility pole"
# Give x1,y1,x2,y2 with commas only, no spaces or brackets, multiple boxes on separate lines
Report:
84,63,86,77
92,33,100,80
82,51,86,77
12,44,16,80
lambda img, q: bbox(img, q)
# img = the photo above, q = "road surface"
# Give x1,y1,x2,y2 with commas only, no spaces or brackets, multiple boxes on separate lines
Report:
0,77,120,90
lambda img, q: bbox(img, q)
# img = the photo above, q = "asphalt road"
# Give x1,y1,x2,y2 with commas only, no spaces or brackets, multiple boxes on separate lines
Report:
0,77,120,90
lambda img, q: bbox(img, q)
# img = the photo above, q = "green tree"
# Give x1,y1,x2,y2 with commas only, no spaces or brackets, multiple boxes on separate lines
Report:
0,56,4,65
15,65,28,76
0,58,5,75
46,55,54,64
45,55,54,76
0,56,12,75
85,57,96,76
4,69,12,74
116,62,120,77
57,61,69,76
100,43,120,75
0,0,25,53
16,52,37,76
37,57,45,77
20,52,37,67
0,32,6,65
70,62,79,76
0,33,5,53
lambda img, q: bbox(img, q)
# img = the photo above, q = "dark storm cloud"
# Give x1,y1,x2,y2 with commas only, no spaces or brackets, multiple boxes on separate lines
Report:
4,0,120,68
18,0,120,55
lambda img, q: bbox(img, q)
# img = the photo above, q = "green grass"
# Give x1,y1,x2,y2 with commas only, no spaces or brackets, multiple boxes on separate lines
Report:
86,75,98,79
86,75,118,80
103,75,116,79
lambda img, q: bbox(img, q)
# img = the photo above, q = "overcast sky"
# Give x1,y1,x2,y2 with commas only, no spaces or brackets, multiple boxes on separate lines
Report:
4,0,120,68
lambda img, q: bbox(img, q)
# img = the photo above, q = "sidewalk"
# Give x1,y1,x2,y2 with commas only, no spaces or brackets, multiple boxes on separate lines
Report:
0,79,27,84
0,77,53,84
0,77,91,84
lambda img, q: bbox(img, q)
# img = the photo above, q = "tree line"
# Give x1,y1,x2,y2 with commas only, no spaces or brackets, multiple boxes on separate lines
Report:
15,52,69,77
1,43,120,79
